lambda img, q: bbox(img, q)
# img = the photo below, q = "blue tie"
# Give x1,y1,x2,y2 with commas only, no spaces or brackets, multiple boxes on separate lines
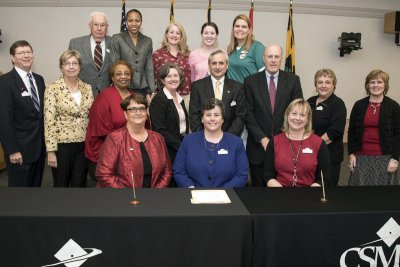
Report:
27,73,40,111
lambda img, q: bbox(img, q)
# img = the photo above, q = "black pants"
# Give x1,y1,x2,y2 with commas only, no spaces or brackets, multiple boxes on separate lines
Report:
330,162,342,186
6,154,45,187
249,162,266,187
87,158,97,182
51,142,87,187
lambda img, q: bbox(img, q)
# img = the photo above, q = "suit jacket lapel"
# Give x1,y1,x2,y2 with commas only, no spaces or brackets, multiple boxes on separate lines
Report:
103,36,112,69
258,72,272,114
275,71,287,111
222,79,233,105
81,35,97,70
204,77,215,99
122,31,137,52
13,69,37,113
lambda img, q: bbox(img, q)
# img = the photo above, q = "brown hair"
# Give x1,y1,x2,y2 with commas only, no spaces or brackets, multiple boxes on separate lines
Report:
157,63,184,90
120,94,148,110
201,98,225,119
227,14,254,55
364,69,389,95
108,60,133,80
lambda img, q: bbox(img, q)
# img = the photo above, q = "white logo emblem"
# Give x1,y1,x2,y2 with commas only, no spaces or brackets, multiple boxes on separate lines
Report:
42,239,102,267
340,217,400,267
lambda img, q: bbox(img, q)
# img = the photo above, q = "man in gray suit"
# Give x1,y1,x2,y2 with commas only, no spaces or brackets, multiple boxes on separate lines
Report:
69,11,112,96
190,50,246,136
245,45,303,186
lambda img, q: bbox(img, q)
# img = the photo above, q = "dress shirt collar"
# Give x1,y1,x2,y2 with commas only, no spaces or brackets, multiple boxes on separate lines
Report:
163,87,183,103
210,76,225,89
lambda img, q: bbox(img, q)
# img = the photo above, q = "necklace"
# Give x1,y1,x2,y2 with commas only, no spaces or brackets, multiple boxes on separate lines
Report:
288,133,304,186
369,101,381,115
204,138,220,151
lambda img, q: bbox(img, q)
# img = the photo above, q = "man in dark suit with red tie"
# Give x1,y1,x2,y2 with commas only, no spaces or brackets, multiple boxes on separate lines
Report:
245,45,303,186
0,40,46,187
189,50,246,136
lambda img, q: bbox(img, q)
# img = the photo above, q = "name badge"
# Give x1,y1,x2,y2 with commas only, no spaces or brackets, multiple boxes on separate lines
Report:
21,91,31,97
302,147,313,154
218,149,228,155
316,106,323,111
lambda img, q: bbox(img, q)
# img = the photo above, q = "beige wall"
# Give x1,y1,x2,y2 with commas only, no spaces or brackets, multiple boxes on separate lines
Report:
0,4,399,118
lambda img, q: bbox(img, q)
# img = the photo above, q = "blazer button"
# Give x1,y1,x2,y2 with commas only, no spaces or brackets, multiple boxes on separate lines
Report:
135,61,139,64
136,70,140,73
209,160,213,164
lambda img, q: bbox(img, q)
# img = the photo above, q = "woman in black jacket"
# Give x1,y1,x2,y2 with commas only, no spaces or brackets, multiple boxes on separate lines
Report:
348,69,400,185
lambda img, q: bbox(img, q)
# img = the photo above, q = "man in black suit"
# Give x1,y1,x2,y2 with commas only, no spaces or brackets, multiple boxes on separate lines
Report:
245,45,303,186
190,50,246,136
69,11,112,96
0,40,46,187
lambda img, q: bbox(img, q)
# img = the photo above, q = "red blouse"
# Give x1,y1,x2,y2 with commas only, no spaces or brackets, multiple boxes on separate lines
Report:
96,127,172,188
273,133,323,187
358,104,382,156
152,47,191,95
85,86,132,163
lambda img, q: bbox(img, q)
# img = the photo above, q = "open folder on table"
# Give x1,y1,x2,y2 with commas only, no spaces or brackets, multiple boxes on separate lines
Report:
190,190,231,204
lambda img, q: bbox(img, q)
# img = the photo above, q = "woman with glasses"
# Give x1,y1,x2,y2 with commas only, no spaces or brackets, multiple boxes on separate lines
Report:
149,64,189,185
85,60,139,181
96,94,172,188
44,49,94,187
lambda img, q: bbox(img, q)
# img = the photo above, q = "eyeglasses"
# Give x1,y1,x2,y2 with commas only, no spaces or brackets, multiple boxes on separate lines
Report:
15,51,33,57
92,23,107,29
114,72,131,78
126,106,147,113
62,62,79,67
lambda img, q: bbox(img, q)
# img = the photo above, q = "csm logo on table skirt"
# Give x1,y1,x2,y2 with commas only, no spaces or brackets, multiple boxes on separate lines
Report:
42,238,102,267
340,217,400,267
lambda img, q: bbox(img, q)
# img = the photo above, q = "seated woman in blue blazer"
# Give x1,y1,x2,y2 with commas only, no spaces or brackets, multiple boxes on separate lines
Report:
173,98,248,188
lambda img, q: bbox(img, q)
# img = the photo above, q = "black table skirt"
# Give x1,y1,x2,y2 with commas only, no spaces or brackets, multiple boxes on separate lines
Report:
235,186,400,267
0,188,252,267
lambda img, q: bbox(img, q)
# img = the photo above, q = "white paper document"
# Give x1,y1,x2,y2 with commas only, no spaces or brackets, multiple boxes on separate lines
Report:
190,190,231,204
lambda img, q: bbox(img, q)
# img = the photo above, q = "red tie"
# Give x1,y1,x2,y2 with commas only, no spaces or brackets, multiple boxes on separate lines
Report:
269,75,277,113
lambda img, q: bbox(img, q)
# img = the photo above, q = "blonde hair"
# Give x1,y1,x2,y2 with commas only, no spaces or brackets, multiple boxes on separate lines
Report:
282,99,313,135
227,14,254,55
161,22,190,57
314,69,337,90
59,49,82,69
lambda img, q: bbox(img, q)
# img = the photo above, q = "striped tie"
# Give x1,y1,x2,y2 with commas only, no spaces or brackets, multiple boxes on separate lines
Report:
27,73,40,111
94,42,103,71
269,75,277,113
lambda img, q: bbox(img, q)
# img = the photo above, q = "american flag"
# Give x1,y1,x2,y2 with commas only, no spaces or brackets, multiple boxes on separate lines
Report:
120,0,127,32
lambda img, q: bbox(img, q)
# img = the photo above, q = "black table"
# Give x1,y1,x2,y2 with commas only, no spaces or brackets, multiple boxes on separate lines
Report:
235,186,400,267
0,188,252,267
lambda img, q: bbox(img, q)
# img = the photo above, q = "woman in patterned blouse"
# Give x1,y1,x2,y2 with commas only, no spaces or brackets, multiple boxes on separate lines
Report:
152,21,191,108
44,49,94,187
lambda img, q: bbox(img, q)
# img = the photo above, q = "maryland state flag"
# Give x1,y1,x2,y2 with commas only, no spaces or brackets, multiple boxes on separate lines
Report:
207,0,212,23
284,1,295,74
249,0,254,30
170,0,175,22
120,0,127,32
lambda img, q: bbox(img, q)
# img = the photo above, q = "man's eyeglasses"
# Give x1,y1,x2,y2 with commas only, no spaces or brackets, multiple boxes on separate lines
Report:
15,51,33,57
126,106,147,113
